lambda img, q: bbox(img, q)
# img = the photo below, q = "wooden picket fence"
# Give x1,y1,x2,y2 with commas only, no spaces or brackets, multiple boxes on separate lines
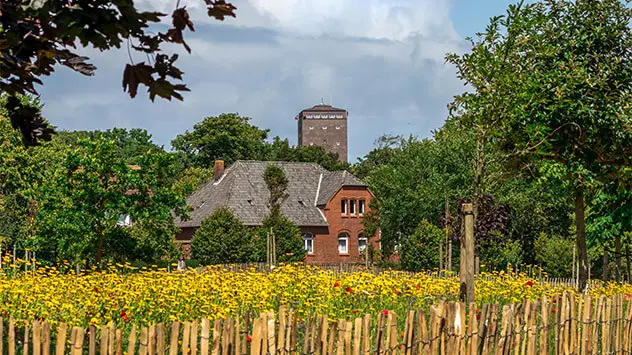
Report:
4,292,632,354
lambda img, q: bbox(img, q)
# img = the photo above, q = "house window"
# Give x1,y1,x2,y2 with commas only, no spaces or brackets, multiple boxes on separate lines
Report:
359,200,365,215
358,233,367,252
350,200,356,215
338,233,349,254
341,200,347,214
303,233,314,254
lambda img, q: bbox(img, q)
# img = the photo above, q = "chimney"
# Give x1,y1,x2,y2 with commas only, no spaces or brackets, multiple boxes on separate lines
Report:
214,160,225,180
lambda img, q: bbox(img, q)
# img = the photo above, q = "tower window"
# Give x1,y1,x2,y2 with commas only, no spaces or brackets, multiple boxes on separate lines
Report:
336,114,344,118
314,114,320,118
329,114,336,118
309,142,314,146
309,126,314,130
336,142,340,146
307,114,313,118
322,125,327,130
335,125,341,130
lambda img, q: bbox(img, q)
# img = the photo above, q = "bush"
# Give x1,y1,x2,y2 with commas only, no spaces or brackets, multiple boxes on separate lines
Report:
400,220,443,271
191,208,253,265
534,232,574,277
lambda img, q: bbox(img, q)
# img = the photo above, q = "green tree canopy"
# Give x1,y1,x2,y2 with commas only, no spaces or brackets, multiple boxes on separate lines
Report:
33,137,188,264
172,113,269,168
446,0,632,289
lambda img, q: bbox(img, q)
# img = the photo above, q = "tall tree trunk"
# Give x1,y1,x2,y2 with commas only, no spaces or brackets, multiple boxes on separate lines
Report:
615,234,622,281
603,252,609,281
575,186,588,292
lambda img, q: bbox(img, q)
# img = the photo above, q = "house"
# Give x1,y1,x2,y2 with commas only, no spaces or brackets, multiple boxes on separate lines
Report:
175,160,379,263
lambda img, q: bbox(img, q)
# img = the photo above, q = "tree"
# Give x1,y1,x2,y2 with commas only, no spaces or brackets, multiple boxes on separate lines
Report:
55,128,164,161
172,113,269,168
400,220,444,272
352,135,403,180
1,0,236,145
33,137,188,264
446,0,632,290
264,137,349,171
191,207,252,265
256,165,305,263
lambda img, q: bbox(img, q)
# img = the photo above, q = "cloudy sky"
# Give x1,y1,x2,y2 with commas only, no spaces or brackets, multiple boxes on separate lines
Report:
38,0,515,162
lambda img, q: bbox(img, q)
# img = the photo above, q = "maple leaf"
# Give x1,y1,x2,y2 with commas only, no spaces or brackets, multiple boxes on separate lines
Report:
206,0,237,21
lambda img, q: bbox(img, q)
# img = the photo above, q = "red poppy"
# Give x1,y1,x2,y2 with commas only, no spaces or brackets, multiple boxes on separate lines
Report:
122,315,130,323
552,298,557,303
393,290,401,295
415,285,420,290
345,287,353,293
551,307,556,313
476,315,481,320
333,282,341,288
401,332,405,338
524,280,534,287
382,310,389,317
247,335,252,343
352,309,359,314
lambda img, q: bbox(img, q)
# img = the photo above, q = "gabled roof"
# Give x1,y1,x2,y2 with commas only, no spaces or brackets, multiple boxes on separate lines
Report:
316,171,368,206
176,161,367,228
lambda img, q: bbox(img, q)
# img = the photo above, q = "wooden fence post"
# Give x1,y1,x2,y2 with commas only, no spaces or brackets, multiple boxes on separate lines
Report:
460,203,475,303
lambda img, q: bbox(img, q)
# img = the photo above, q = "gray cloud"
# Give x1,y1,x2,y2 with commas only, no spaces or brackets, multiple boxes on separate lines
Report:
37,0,469,161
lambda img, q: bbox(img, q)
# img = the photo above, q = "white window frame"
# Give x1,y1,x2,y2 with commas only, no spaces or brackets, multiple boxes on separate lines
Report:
338,233,349,254
358,234,368,252
341,199,347,215
350,200,356,215
303,233,314,254
359,200,365,215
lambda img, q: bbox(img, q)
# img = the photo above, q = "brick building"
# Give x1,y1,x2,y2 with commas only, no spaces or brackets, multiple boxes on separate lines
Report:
175,160,379,263
297,104,348,162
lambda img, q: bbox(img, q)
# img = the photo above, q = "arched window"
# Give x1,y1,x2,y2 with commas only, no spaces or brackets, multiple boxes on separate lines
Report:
338,232,349,254
303,232,314,254
358,233,367,252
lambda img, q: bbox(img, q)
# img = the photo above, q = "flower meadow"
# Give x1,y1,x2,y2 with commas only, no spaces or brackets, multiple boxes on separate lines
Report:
0,262,630,329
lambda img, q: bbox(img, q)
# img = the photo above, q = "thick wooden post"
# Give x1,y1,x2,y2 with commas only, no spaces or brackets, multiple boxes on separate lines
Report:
459,203,475,303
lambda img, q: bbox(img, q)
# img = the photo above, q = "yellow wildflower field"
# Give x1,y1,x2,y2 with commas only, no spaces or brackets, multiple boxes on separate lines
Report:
0,262,627,328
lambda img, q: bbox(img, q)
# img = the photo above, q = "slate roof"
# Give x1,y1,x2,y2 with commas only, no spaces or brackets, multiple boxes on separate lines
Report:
176,161,367,228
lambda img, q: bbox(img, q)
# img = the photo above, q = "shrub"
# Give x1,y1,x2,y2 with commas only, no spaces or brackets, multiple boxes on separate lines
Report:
191,207,253,265
400,220,443,271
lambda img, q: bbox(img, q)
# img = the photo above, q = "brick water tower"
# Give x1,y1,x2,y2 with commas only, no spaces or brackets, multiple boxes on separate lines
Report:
296,103,348,162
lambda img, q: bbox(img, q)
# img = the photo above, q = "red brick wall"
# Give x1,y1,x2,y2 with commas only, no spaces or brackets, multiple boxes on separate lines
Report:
305,186,379,264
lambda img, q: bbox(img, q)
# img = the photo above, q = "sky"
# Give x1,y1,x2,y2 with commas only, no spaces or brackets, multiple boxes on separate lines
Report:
38,0,517,162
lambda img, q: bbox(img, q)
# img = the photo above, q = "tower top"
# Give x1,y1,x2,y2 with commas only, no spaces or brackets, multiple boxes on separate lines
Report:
299,104,347,114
